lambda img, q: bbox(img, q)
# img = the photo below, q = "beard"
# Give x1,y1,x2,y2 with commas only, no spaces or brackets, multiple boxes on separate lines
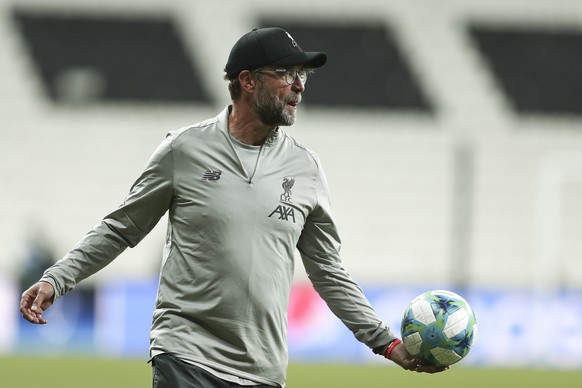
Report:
253,78,299,127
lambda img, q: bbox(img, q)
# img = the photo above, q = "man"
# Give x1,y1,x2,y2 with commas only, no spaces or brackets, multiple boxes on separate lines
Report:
20,27,446,387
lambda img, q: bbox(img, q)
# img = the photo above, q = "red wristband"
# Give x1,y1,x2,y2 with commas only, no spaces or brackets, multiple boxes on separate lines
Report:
385,338,402,360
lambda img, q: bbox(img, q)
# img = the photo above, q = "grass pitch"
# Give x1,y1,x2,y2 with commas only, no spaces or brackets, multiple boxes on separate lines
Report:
1,356,581,387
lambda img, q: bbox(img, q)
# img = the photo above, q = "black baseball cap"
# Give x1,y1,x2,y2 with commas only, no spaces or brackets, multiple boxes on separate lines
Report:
224,27,327,80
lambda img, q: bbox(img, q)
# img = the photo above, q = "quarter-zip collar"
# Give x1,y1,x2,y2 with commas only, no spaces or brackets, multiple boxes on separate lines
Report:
218,106,282,183
217,105,283,148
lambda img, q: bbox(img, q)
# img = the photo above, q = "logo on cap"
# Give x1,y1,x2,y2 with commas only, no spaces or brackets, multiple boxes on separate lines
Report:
285,31,298,48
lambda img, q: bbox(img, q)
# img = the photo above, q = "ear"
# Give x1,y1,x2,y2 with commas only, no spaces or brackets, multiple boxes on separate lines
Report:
238,70,256,93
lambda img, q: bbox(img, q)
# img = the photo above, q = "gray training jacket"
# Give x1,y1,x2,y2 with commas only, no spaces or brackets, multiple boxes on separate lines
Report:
41,106,395,387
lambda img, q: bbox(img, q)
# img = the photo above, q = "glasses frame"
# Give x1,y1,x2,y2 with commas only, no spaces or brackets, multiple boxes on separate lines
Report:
254,67,311,85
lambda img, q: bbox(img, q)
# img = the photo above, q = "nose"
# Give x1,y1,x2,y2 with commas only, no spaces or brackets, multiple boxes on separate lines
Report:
291,74,305,93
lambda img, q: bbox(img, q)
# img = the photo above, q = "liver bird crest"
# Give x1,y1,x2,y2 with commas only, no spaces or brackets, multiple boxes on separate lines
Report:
281,177,295,202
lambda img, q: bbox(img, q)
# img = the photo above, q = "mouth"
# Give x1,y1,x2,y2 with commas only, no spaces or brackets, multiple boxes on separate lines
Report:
287,97,301,109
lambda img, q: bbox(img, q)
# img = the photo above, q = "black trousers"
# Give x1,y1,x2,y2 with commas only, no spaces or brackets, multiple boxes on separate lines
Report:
152,354,274,388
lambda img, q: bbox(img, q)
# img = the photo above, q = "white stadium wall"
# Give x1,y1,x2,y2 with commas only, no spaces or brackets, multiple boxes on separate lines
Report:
2,0,582,365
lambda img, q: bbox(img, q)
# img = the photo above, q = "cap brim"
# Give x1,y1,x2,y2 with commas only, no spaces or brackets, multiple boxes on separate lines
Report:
272,51,327,68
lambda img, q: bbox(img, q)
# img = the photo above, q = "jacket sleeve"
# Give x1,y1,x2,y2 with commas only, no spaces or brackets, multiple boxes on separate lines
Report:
41,134,174,300
296,155,395,352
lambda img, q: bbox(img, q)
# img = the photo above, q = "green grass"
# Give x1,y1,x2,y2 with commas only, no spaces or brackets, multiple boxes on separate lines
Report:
288,363,582,387
1,356,581,387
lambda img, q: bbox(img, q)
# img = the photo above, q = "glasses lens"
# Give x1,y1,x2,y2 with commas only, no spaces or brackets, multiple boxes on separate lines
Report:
285,69,307,85
285,70,295,85
298,69,307,84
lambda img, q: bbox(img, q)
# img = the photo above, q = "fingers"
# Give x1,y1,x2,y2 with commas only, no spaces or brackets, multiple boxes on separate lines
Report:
398,357,449,374
389,344,448,374
24,305,48,324
20,282,54,324
20,297,47,324
399,358,419,371
415,363,449,374
407,359,449,374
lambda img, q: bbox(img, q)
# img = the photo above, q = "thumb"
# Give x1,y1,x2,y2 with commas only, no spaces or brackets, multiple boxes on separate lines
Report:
32,282,55,312
31,294,45,313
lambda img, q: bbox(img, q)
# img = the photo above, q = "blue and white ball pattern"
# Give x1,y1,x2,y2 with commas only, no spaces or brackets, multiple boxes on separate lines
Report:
400,290,477,366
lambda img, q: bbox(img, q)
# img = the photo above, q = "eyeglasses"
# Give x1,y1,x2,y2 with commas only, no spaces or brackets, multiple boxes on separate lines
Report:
254,67,310,85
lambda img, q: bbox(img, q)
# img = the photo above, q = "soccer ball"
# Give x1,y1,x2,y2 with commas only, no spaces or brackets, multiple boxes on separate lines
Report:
400,290,477,367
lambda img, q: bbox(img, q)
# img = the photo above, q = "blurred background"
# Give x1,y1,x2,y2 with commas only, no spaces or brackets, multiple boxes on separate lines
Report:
1,0,582,372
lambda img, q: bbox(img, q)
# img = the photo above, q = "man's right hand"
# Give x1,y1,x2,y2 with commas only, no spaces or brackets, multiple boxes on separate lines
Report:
20,281,55,324
388,341,450,374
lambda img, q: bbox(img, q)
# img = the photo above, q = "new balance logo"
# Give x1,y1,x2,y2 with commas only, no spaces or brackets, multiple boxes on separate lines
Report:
268,205,296,223
202,168,222,181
